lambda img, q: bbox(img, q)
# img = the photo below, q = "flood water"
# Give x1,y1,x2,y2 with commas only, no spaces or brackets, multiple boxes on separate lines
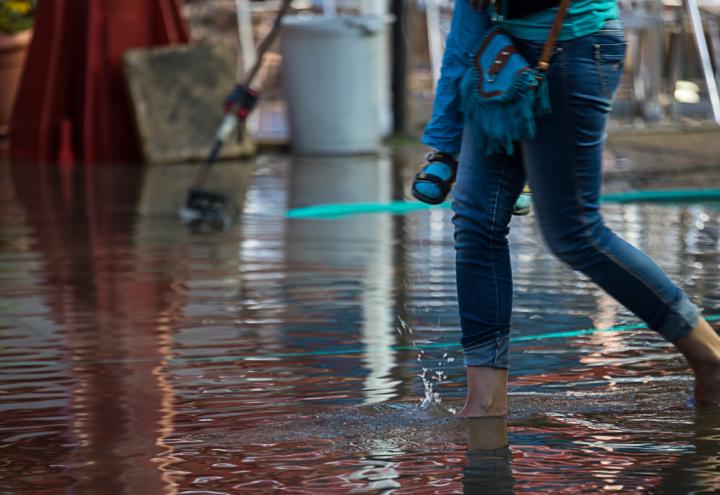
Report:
3,153,720,494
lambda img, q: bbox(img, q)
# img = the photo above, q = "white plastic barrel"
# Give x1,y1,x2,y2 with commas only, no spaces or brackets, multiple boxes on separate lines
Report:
280,15,392,155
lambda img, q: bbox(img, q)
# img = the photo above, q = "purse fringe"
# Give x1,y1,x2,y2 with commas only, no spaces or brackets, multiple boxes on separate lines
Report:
461,67,552,156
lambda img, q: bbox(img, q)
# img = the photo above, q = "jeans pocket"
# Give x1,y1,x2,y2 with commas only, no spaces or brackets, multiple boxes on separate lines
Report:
593,39,626,98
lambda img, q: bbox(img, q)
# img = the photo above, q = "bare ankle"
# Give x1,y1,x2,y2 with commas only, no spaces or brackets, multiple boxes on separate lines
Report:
675,319,720,373
458,366,508,417
673,319,720,404
457,399,507,417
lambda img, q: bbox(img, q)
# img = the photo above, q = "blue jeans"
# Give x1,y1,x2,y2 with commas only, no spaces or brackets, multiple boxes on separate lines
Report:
453,22,701,368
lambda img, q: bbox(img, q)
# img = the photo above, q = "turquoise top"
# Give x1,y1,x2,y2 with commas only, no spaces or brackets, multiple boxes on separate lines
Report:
500,0,620,41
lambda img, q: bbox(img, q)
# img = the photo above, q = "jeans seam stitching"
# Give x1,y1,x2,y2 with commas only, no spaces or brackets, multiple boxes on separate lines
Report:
562,58,679,315
466,334,500,348
594,44,611,99
489,160,508,326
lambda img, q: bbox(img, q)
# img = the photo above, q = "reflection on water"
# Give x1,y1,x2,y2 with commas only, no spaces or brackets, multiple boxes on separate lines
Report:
2,154,720,493
659,409,720,494
464,417,513,495
288,155,400,404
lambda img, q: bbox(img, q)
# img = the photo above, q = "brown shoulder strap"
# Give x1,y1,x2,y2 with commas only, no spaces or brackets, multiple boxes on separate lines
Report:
538,0,572,71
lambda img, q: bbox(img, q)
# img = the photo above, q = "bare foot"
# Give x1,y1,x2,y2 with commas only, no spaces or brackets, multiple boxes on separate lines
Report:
674,318,720,404
455,366,508,418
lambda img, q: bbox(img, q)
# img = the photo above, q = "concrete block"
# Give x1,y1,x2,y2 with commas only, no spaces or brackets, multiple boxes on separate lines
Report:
124,43,255,164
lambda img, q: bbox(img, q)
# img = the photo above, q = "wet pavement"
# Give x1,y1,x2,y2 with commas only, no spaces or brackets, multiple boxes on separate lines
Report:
3,151,720,494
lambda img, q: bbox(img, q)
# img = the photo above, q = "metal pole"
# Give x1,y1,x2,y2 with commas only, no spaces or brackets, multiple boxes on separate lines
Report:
426,0,443,89
707,15,720,83
235,0,257,80
360,0,393,135
362,0,387,14
686,0,720,124
643,0,663,122
391,0,407,133
323,0,337,17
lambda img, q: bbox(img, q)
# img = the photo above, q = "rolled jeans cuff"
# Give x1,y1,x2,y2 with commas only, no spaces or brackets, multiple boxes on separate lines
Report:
463,332,510,368
654,292,701,342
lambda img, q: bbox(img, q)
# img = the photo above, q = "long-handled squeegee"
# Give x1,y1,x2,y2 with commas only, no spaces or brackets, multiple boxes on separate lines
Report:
179,0,294,230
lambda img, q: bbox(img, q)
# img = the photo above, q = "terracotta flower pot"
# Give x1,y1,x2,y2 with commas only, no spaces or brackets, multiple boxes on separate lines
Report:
0,29,32,136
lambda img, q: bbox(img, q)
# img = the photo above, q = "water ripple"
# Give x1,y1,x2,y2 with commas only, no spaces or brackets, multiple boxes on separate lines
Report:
2,157,720,493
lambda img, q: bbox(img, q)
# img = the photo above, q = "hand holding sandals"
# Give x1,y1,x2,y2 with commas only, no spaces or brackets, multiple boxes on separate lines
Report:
411,151,458,205
411,150,532,216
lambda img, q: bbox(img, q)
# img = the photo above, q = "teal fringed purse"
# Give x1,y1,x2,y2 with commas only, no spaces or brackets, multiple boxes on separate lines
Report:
462,0,572,155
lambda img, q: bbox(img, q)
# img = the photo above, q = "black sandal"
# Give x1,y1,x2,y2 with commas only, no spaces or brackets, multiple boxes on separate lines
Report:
411,151,459,205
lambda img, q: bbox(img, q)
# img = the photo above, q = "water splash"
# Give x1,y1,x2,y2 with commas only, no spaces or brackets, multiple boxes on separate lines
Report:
416,346,460,411
396,315,412,336
418,367,444,410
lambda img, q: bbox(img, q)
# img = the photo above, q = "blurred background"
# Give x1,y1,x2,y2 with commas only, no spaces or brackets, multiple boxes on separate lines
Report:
5,0,720,164
5,1,720,494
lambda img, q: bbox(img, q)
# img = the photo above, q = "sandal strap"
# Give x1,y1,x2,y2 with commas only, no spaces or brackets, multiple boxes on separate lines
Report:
426,151,458,171
411,150,458,205
413,171,452,200
415,171,445,185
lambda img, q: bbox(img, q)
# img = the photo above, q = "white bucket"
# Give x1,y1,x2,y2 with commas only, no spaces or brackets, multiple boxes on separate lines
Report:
280,15,393,155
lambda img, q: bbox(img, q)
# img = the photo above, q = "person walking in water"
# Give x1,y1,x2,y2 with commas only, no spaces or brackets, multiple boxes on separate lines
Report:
412,0,720,417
